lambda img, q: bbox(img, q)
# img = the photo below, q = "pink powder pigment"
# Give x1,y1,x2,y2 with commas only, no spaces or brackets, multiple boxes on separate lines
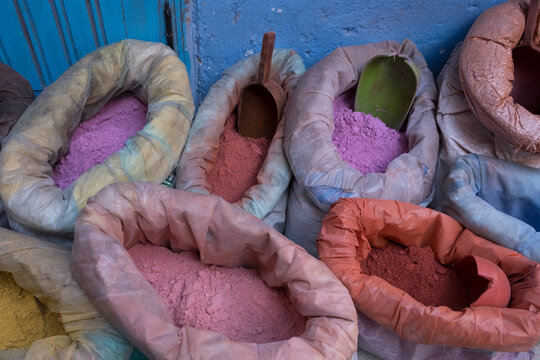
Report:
52,96,147,189
332,90,408,174
129,243,306,343
207,113,271,203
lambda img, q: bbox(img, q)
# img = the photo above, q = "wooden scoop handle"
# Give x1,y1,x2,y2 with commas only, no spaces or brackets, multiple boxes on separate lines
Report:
524,0,540,46
258,31,276,84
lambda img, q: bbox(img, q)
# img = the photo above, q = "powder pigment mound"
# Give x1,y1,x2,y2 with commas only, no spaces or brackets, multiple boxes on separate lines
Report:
361,241,475,311
332,90,408,174
129,244,306,343
207,113,271,203
0,272,66,350
52,96,147,190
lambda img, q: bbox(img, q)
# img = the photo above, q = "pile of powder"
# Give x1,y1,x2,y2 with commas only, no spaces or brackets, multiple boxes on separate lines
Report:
361,241,474,310
332,90,408,174
207,113,271,203
0,272,66,350
129,244,306,343
52,96,147,189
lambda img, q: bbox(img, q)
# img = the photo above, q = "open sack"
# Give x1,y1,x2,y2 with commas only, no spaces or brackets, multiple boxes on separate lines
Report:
0,64,35,229
0,64,34,140
460,0,540,154
0,39,194,240
283,39,439,256
72,182,358,360
443,154,540,263
434,2,540,209
0,227,131,359
176,49,305,232
318,198,540,352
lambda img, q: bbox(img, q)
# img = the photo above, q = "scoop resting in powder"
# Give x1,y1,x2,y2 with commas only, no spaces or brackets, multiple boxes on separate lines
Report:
332,90,408,174
52,95,147,189
361,241,475,310
129,243,306,343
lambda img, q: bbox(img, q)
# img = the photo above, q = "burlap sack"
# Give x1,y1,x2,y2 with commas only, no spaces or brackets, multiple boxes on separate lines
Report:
354,309,536,360
0,228,131,359
0,64,35,230
0,64,34,139
443,154,540,263
175,49,305,232
0,39,194,241
72,182,358,360
283,39,439,256
433,42,540,209
460,0,540,154
318,198,540,352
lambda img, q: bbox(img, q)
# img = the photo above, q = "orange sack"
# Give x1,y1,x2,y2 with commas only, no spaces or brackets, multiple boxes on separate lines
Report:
318,198,540,352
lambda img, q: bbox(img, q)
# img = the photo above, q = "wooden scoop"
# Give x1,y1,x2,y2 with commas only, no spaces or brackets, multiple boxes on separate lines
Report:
237,31,287,139
510,0,540,114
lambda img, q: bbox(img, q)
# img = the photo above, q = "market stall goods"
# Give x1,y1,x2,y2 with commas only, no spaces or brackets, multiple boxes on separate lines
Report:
0,228,131,359
284,39,438,255
332,90,408,175
0,39,194,241
176,49,305,232
0,272,66,350
207,113,271,203
52,96,147,190
443,154,540,262
0,64,35,229
318,198,540,352
433,0,540,208
130,243,306,343
72,182,358,360
360,241,474,310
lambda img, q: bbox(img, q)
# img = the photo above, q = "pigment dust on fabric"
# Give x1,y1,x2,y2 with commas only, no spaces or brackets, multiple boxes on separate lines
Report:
52,96,147,189
129,244,306,343
207,113,271,203
332,90,408,174
0,272,66,350
361,241,475,310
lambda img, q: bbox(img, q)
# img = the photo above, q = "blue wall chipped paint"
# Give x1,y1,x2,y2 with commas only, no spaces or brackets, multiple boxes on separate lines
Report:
187,0,505,105
0,0,507,105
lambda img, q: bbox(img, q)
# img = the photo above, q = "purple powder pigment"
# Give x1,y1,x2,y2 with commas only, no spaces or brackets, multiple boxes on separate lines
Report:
52,96,147,189
332,90,408,174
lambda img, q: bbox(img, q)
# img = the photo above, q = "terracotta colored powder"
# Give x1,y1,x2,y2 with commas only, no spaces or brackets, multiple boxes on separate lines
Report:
207,113,271,203
332,90,408,174
129,244,306,343
0,272,66,350
52,96,147,189
361,242,475,310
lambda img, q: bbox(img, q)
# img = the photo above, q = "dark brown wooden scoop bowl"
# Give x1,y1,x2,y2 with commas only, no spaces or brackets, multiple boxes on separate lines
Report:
511,0,540,114
237,31,287,139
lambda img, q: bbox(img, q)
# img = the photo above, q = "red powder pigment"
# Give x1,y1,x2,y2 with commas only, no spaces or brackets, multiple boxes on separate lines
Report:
52,96,147,189
129,244,306,343
332,90,408,174
361,242,474,310
207,113,271,203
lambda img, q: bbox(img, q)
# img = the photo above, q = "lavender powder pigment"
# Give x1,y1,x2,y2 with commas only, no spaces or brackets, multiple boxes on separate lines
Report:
52,96,147,189
332,90,408,174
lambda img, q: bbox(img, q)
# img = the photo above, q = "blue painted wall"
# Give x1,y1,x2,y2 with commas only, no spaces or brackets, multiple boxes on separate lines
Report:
1,0,508,106
0,0,189,93
187,0,505,105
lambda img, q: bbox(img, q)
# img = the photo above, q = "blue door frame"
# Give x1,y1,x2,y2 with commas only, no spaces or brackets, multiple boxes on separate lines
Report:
0,0,190,93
